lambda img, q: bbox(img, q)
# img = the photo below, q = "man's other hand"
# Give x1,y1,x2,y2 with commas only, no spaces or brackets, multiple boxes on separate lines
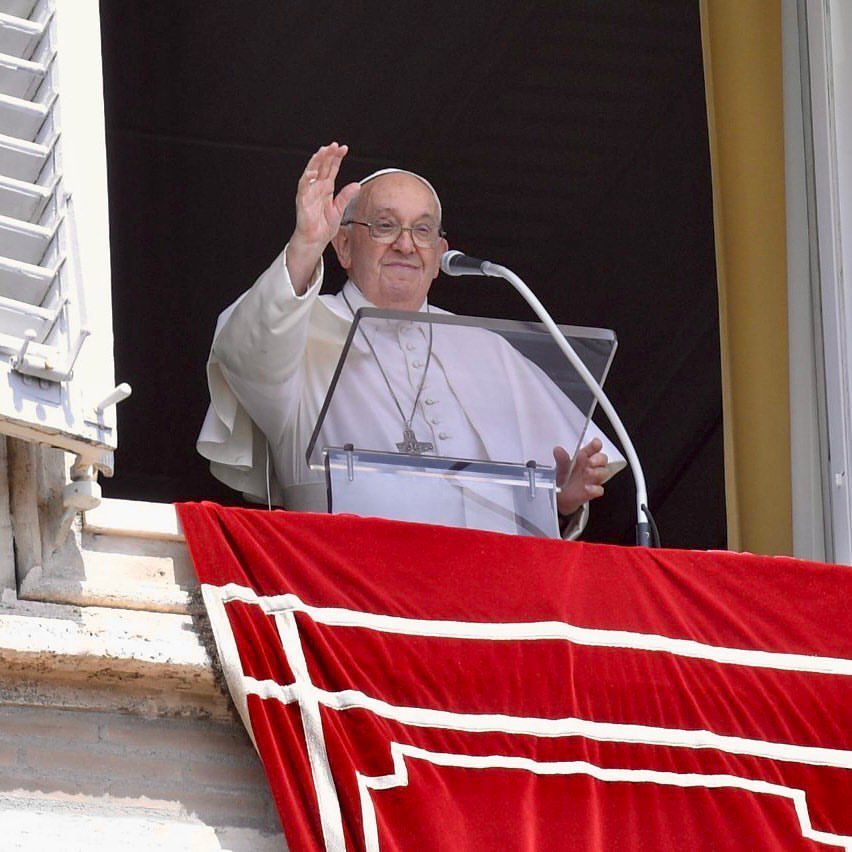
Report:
286,142,361,294
553,438,609,518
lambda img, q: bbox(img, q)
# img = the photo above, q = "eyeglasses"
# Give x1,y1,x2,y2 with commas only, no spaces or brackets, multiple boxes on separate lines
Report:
342,218,446,248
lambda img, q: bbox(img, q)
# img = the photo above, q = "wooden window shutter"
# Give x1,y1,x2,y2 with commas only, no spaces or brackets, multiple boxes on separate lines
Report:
0,0,126,475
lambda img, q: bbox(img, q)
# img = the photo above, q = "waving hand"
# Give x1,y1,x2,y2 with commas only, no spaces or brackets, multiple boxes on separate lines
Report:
287,143,361,294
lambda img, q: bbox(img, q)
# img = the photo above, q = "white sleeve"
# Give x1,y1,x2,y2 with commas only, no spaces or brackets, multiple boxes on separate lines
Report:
560,503,589,541
196,245,322,500
212,245,322,384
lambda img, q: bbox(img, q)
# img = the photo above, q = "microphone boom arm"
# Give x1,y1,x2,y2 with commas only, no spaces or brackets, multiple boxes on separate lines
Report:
479,261,653,547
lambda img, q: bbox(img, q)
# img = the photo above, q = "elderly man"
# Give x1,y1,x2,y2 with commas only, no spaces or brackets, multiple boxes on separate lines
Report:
198,142,623,536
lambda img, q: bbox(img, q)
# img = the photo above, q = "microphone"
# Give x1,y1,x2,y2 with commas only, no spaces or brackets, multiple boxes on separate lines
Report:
450,254,655,546
440,250,492,277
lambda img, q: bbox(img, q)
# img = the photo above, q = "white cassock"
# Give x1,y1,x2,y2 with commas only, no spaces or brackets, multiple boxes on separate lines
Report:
197,246,625,537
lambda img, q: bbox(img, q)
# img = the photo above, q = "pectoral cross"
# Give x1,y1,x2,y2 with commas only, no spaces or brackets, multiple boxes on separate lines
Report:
397,427,434,455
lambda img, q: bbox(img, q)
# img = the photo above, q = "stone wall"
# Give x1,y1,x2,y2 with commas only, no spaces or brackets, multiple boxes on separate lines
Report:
0,440,287,850
0,705,281,850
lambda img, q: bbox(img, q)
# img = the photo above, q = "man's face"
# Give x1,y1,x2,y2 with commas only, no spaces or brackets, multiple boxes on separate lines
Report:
332,173,447,310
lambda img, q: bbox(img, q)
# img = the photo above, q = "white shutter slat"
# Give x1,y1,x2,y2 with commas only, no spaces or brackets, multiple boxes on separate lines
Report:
0,51,45,99
0,210,57,263
0,12,45,59
0,131,52,181
0,290,57,337
0,91,47,139
0,329,57,360
0,254,57,302
0,3,38,20
0,171,51,220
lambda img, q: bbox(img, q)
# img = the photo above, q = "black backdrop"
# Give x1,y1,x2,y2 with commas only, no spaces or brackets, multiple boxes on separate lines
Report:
98,1,725,548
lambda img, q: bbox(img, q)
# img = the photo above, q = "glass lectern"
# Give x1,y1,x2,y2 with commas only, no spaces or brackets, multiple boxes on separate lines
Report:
305,309,617,539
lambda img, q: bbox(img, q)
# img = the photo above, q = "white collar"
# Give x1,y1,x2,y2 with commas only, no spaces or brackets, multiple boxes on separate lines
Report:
341,280,428,314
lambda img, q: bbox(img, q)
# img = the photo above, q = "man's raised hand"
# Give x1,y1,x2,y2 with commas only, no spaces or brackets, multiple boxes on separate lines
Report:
295,143,360,247
553,438,610,519
286,143,361,294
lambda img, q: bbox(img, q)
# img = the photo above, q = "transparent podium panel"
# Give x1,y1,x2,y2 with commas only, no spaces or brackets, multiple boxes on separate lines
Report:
326,449,559,538
307,308,618,538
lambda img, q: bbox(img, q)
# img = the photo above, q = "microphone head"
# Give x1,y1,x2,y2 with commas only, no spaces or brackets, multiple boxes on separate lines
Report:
441,250,490,276
440,250,464,276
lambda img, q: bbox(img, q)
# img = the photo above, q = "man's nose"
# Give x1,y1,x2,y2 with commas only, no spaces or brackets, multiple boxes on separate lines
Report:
392,228,416,253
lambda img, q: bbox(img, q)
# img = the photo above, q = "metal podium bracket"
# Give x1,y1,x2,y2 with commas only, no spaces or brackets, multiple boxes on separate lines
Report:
344,443,355,482
526,460,537,500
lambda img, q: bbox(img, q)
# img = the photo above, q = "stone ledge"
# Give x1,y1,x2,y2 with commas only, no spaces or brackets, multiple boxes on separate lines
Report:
19,562,192,615
84,498,185,542
20,498,195,614
0,592,230,720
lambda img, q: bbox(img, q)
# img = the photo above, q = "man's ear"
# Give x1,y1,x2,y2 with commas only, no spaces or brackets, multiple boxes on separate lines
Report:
431,237,449,280
331,228,352,270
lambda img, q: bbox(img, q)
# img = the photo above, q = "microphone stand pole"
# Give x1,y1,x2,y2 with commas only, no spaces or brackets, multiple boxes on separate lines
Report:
480,261,654,547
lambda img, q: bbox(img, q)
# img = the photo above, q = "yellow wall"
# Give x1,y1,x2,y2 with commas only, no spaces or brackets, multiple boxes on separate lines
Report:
700,1,792,554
